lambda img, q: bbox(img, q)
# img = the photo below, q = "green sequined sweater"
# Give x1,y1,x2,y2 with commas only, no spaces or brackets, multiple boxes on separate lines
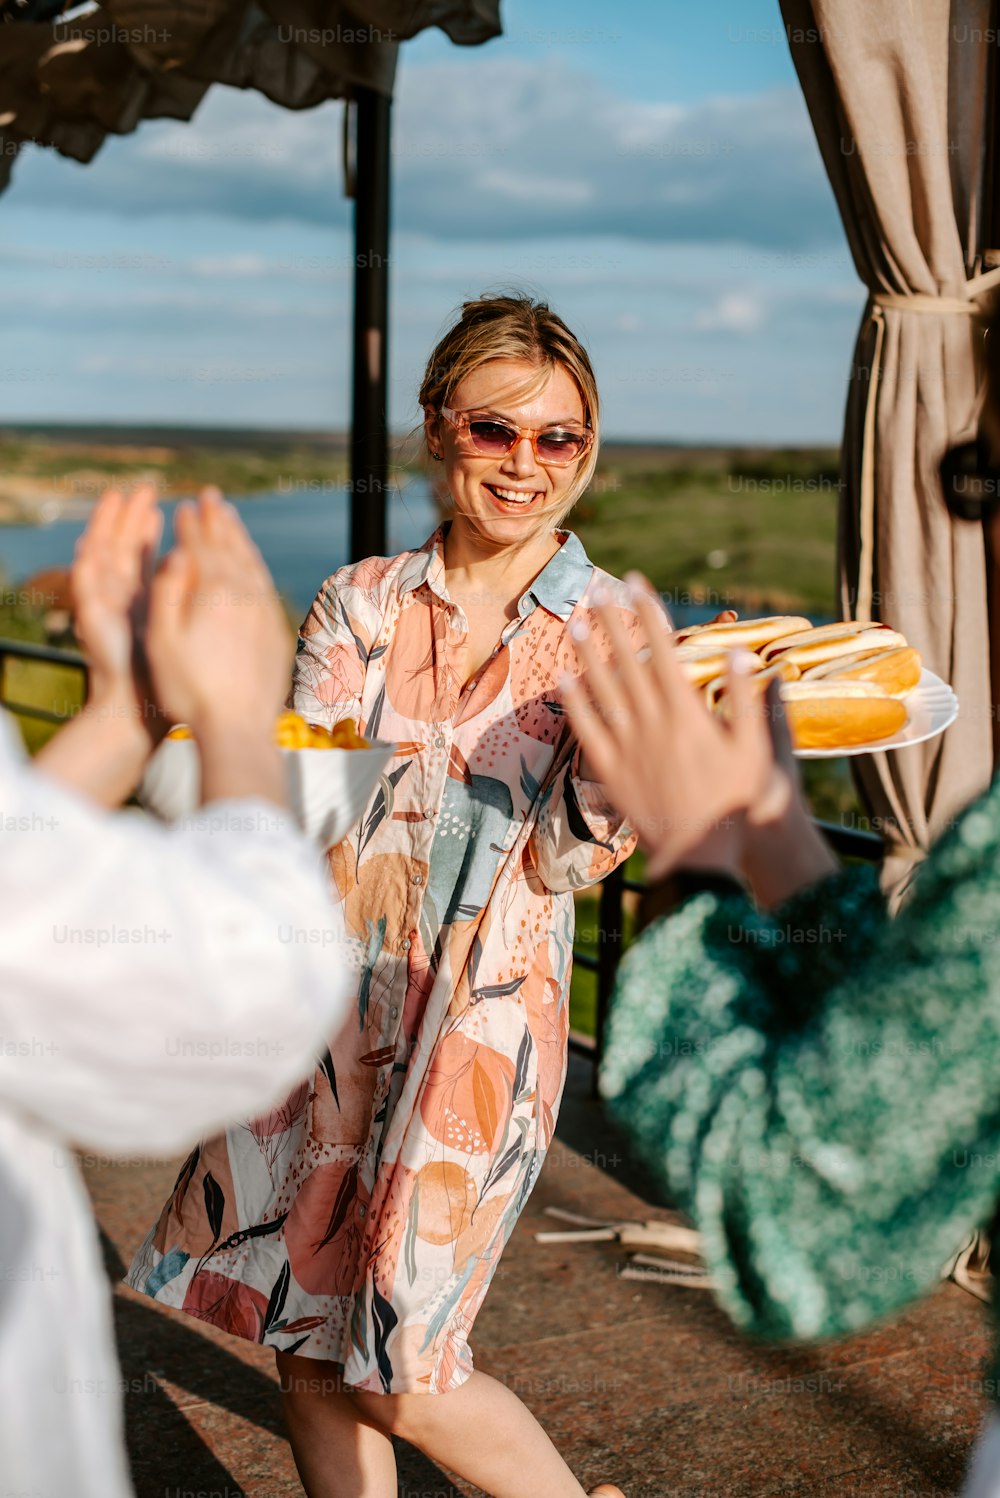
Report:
600,776,1000,1389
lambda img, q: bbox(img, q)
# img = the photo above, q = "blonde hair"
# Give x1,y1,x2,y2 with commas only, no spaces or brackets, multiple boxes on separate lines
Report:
419,292,600,526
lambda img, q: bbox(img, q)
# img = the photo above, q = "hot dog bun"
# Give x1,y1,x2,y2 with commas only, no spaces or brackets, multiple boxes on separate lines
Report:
780,680,908,749
675,645,765,689
761,623,906,670
675,615,810,650
801,646,922,697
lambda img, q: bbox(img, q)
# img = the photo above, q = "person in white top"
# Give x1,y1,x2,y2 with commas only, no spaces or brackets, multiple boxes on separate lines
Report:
0,483,356,1498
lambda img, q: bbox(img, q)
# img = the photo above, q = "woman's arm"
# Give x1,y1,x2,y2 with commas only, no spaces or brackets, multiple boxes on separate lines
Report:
34,698,155,809
0,493,360,1155
601,773,1000,1342
0,709,354,1159
1,491,360,1156
560,579,1000,1341
560,575,837,899
35,483,164,807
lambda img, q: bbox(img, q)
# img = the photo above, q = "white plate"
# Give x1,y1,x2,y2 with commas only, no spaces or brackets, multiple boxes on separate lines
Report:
793,668,958,760
139,735,397,848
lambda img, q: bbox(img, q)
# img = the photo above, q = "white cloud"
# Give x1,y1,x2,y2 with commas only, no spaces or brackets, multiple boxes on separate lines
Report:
694,292,767,334
477,169,594,206
9,57,840,251
189,253,272,278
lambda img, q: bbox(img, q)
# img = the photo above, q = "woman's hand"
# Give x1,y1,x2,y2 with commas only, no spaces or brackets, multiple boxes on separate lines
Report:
146,488,293,810
37,484,164,806
561,576,776,881
71,481,163,733
147,487,293,740
573,604,737,783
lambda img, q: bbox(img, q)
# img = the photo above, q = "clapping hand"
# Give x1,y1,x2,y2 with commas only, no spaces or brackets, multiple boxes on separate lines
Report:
71,481,163,738
45,483,293,814
561,575,777,881
143,488,293,810
146,487,293,739
39,483,166,804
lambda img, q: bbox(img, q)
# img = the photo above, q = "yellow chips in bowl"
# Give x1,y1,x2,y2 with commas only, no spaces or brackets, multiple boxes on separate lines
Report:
274,710,323,749
166,711,370,750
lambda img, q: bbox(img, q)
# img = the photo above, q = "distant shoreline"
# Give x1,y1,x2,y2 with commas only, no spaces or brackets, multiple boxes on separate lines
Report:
0,428,841,527
1,420,838,451
0,477,289,526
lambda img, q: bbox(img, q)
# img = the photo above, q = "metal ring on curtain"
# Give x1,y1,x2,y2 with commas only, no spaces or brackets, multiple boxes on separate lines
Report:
855,267,1000,623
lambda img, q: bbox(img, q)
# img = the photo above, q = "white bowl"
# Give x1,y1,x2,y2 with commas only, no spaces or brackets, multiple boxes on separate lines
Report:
139,735,396,849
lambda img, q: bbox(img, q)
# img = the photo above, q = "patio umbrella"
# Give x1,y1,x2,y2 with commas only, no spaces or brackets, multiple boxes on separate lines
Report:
779,0,1000,899
0,0,497,175
0,0,502,559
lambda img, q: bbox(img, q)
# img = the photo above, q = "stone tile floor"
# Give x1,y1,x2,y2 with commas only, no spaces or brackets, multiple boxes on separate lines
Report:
86,1055,992,1498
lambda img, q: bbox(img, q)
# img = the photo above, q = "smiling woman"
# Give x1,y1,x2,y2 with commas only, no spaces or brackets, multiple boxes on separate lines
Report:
416,296,604,693
420,292,600,525
126,293,642,1498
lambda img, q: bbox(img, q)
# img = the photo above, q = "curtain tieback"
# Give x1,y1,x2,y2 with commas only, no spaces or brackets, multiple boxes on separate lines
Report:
855,266,1000,624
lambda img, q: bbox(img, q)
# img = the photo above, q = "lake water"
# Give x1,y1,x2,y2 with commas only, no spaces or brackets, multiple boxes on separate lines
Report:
0,478,724,628
0,481,440,621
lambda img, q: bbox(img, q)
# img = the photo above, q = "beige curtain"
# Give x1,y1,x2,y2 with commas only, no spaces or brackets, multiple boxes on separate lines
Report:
0,0,500,190
779,0,1000,897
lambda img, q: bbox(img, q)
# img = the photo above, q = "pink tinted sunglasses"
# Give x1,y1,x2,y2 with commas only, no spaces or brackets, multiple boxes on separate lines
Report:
438,406,594,466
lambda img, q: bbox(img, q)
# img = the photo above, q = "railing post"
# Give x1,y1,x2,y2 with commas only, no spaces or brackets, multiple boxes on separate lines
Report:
593,862,625,1095
349,86,391,564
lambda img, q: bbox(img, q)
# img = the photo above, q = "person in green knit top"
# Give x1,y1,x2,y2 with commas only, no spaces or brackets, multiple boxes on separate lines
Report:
559,562,1000,1497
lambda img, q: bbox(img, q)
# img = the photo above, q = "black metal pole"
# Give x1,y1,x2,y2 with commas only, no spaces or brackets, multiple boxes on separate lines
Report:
593,863,625,1095
350,86,391,563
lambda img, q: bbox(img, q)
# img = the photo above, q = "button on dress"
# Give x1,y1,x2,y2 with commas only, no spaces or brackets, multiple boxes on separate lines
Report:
126,527,640,1393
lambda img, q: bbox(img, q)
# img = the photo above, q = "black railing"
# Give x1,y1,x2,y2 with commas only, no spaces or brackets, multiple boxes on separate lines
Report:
0,637,88,724
0,635,885,1082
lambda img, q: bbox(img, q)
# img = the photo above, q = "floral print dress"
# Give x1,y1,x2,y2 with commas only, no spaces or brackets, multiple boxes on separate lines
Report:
126,526,639,1394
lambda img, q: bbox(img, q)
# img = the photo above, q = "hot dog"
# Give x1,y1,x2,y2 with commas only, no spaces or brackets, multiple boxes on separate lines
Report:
667,615,924,748
675,615,810,650
761,623,907,670
801,646,922,697
780,680,908,749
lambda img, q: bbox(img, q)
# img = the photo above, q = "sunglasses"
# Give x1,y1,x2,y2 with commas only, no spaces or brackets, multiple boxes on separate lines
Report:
439,406,593,466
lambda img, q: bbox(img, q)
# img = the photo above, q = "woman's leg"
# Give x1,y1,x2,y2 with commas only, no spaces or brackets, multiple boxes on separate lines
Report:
276,1351,398,1498
353,1368,619,1498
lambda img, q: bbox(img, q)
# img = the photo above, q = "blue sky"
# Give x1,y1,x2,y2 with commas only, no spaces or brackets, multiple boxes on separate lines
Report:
0,0,863,442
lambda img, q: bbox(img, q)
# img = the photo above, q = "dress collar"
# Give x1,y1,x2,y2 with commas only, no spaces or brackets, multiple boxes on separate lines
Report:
398,525,593,623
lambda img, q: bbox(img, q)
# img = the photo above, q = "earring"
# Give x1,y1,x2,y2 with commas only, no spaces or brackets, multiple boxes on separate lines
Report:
430,450,443,462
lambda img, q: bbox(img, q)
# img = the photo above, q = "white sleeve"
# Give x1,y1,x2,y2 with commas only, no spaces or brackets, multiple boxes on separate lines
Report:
0,713,358,1156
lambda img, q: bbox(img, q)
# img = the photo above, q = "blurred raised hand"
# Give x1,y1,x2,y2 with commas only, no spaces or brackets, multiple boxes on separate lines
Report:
147,487,292,740
146,489,293,810
71,481,163,723
561,574,836,903
39,484,294,815
37,483,164,804
562,575,771,879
